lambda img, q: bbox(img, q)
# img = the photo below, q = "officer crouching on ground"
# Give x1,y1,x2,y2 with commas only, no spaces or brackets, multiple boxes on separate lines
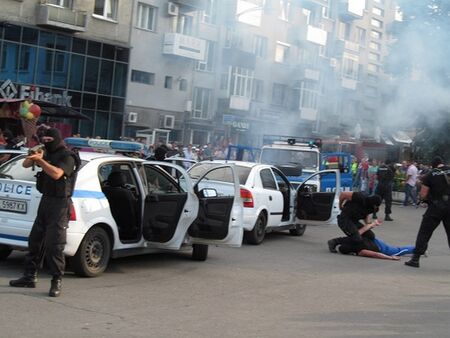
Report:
405,156,450,268
9,128,79,297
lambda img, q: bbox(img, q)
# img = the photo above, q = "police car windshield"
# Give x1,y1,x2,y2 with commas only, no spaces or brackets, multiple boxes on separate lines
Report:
0,156,38,182
261,149,318,171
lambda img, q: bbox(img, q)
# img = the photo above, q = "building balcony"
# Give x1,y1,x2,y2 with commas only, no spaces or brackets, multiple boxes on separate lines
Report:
229,95,251,111
222,48,256,69
333,39,360,56
293,66,321,82
341,77,358,90
306,25,327,46
36,4,87,32
163,33,206,61
300,0,329,10
339,0,365,21
300,108,317,121
170,0,206,11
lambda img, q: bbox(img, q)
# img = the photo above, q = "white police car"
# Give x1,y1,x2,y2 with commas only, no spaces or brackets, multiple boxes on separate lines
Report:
0,138,243,277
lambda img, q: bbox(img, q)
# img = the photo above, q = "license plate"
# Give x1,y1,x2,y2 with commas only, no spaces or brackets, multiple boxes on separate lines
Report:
0,198,27,214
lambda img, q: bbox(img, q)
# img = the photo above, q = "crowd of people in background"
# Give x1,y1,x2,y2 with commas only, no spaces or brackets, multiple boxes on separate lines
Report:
351,157,431,208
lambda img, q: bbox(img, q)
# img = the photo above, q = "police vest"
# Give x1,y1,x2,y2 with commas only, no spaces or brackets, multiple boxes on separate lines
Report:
36,148,80,198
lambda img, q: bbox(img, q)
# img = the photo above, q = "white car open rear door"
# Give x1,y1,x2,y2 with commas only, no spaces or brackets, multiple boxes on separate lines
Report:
188,164,243,247
295,169,341,225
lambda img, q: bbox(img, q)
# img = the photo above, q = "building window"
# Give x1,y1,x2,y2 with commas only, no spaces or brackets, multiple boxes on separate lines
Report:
369,41,380,51
299,81,319,110
192,87,211,119
338,22,351,40
252,79,264,101
275,42,290,63
176,14,193,35
368,63,380,73
202,0,216,24
272,83,288,106
131,70,155,85
253,35,267,58
322,0,330,18
229,66,253,98
196,41,215,72
94,0,118,21
17,46,30,71
164,76,173,89
371,18,383,28
370,30,382,39
136,3,156,31
342,53,359,80
179,78,188,91
372,7,384,16
279,0,291,21
356,27,366,45
48,0,72,7
368,52,380,62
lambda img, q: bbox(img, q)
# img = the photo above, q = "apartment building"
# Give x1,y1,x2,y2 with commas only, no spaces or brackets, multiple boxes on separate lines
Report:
123,0,397,147
0,0,132,139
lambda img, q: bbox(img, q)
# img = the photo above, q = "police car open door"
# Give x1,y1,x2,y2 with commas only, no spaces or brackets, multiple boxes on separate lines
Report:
141,162,242,250
296,169,341,225
189,164,243,247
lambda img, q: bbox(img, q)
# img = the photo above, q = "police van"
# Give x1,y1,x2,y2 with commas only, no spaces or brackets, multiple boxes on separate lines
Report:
0,138,243,277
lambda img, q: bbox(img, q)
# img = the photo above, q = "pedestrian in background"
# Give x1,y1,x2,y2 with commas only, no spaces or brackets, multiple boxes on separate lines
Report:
373,159,396,221
402,160,418,207
405,156,450,268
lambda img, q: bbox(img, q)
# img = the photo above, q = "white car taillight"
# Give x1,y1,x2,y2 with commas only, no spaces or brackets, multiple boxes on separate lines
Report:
240,188,254,208
69,203,77,221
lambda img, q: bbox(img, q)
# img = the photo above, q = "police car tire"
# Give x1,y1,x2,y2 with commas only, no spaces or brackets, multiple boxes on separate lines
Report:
71,227,111,277
245,212,267,245
289,224,306,237
0,245,12,260
192,244,208,261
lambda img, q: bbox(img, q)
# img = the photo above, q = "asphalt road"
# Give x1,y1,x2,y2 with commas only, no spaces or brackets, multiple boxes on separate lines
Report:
1,204,450,338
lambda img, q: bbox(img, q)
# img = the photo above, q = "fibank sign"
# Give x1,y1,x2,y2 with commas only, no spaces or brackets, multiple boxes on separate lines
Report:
0,79,72,107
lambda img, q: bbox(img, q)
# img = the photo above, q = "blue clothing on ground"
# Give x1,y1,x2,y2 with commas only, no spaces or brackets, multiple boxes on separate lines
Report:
374,238,415,256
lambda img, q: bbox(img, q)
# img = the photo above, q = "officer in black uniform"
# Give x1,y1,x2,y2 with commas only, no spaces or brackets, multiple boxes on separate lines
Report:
405,156,450,268
9,128,78,297
373,159,396,221
328,191,382,252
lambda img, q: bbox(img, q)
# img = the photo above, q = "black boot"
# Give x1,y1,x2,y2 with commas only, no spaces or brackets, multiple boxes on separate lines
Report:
405,254,420,268
49,277,62,297
384,214,394,221
328,239,338,253
9,274,37,288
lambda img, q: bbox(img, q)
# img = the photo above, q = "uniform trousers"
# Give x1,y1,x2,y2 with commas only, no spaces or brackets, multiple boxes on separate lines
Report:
24,196,71,277
413,202,450,255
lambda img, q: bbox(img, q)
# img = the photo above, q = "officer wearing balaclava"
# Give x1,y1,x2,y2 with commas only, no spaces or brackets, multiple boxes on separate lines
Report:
10,128,77,297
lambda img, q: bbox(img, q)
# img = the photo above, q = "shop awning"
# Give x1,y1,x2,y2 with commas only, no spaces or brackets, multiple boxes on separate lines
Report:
391,131,413,144
0,98,90,120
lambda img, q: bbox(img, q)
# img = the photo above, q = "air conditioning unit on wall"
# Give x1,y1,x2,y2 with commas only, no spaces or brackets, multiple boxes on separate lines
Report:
127,112,138,123
163,115,175,129
167,2,179,16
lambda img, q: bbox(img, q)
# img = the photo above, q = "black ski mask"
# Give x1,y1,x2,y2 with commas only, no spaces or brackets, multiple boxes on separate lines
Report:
43,128,62,153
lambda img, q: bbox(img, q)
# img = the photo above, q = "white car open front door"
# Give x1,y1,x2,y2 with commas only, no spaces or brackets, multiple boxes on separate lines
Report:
188,164,243,247
141,161,199,250
295,169,341,226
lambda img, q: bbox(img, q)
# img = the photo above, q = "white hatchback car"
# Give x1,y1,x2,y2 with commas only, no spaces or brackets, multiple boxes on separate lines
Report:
0,139,243,276
188,161,341,245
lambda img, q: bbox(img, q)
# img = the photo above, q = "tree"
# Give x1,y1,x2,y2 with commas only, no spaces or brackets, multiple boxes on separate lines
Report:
385,0,450,163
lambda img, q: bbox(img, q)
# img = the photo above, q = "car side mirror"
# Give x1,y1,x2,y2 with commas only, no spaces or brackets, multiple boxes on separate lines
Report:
199,188,218,198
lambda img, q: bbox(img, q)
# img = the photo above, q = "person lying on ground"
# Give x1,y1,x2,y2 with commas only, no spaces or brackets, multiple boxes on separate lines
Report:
328,220,415,260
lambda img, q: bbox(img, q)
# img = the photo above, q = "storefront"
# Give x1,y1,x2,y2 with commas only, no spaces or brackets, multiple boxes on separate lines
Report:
0,23,129,139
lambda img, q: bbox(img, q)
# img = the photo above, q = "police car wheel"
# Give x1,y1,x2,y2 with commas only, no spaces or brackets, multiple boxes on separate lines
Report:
0,245,12,260
71,227,111,277
245,212,267,245
192,244,208,261
289,224,306,237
